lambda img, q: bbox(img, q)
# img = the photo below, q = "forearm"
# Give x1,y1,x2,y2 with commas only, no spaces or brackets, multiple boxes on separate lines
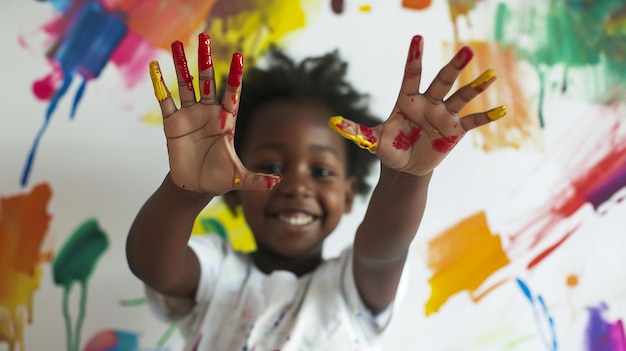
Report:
354,165,431,262
126,173,213,296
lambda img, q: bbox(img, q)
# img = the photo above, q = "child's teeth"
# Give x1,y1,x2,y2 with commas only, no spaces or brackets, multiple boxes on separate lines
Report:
278,214,313,226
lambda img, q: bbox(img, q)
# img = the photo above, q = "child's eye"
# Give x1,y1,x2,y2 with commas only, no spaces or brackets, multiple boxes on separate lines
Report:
261,164,282,174
311,167,334,178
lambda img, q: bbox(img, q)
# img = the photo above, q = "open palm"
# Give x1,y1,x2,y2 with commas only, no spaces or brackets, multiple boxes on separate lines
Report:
150,34,280,195
329,35,506,176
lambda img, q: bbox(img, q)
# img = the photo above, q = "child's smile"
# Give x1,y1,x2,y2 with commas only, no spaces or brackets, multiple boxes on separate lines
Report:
230,98,357,274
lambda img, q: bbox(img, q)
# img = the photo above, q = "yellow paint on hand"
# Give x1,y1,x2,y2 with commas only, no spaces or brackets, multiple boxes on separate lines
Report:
487,105,508,121
149,61,168,102
233,178,241,185
425,211,510,315
470,69,495,88
0,183,53,350
328,116,378,151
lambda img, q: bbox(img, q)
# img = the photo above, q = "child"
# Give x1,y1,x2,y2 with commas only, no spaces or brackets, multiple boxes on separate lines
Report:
126,33,505,350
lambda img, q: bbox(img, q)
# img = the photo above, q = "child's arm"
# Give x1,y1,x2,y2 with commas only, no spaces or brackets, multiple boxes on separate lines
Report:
329,35,506,313
126,34,279,300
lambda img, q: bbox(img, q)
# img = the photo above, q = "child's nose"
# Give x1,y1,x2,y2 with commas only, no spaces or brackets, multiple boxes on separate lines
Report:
276,167,313,197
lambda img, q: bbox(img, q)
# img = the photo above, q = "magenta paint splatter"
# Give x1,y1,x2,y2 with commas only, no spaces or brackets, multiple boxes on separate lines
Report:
171,41,193,91
585,303,626,351
392,126,421,150
432,135,458,153
227,53,243,87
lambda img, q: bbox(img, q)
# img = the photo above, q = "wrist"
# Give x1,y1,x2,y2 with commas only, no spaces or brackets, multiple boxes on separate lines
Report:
163,173,214,206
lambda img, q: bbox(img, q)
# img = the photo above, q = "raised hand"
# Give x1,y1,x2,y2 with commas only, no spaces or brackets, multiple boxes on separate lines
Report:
149,33,281,195
329,35,507,176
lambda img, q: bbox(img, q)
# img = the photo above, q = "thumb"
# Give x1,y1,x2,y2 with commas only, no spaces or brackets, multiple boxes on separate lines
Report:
328,116,379,154
233,169,282,191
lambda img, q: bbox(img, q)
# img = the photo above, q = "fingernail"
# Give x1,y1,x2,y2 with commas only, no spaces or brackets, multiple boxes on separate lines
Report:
407,35,422,62
487,105,507,121
455,46,474,69
149,60,168,101
228,53,244,88
198,33,213,71
470,69,496,89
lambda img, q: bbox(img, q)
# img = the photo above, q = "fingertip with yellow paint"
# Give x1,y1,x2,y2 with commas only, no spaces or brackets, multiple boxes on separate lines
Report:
328,116,378,151
470,69,496,89
487,105,507,121
149,60,169,101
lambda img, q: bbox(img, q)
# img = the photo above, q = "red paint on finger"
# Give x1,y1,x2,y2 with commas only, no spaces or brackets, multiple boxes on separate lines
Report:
219,105,229,129
232,93,238,105
264,175,282,189
455,47,474,69
393,126,421,150
359,125,378,143
198,33,213,71
171,41,193,91
203,80,211,95
432,135,459,153
396,111,409,120
407,35,422,62
228,53,244,88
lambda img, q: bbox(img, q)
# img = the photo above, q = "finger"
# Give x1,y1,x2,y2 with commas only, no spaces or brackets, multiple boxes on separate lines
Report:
198,33,218,105
328,116,379,153
232,170,282,191
400,35,423,95
445,69,496,114
219,53,244,130
424,46,474,102
460,105,507,131
171,40,197,108
149,60,177,118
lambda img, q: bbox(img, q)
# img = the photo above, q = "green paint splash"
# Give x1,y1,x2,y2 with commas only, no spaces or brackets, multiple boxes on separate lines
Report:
493,0,626,125
52,218,109,351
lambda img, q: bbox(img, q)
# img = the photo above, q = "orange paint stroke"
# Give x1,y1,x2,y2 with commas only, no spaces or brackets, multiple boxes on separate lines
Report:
425,211,510,315
526,225,579,270
0,183,53,351
402,0,431,10
101,0,218,50
446,40,544,152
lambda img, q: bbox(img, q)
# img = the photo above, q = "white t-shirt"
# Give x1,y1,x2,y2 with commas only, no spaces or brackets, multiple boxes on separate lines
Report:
145,234,407,351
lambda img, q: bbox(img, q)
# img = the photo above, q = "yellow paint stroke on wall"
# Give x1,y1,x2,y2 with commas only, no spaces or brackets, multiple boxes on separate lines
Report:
0,183,53,351
445,40,544,152
425,211,509,315
203,0,312,80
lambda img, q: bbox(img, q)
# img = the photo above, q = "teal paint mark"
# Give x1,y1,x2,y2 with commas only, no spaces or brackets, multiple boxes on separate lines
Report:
119,297,147,306
52,218,109,351
200,218,228,239
493,0,626,125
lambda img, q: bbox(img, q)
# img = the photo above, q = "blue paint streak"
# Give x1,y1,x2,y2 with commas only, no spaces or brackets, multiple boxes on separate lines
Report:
21,1,127,186
515,277,558,351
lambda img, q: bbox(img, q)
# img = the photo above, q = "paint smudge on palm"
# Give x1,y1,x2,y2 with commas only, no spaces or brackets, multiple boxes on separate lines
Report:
52,218,109,351
493,1,626,125
425,211,509,315
0,183,53,351
585,303,626,351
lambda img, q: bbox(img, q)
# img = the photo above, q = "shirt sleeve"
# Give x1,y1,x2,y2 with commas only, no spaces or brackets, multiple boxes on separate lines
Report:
340,248,409,337
144,234,229,322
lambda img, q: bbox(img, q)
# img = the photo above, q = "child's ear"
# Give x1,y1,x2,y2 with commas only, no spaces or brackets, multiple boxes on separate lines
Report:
344,176,358,214
223,191,240,217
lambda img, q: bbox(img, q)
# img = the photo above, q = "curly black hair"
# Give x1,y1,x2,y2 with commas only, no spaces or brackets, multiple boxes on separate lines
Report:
222,48,382,196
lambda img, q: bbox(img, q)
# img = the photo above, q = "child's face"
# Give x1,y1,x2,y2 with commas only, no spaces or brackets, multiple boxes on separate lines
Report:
235,99,357,261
